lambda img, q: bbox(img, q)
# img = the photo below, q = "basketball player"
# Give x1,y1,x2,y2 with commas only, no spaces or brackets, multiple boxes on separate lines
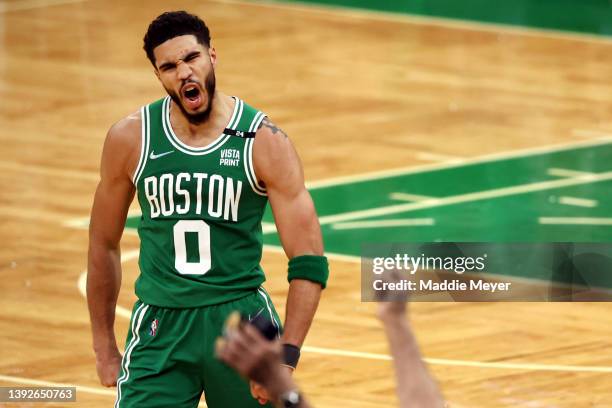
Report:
87,11,328,408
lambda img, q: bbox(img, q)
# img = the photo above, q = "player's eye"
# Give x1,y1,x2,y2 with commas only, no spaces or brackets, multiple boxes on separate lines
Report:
159,64,175,72
185,52,200,62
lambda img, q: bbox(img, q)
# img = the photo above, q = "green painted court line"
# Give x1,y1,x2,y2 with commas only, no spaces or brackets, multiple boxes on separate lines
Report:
277,0,612,37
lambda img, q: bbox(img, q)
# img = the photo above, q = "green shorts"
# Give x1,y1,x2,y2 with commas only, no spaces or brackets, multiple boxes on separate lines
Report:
114,288,282,408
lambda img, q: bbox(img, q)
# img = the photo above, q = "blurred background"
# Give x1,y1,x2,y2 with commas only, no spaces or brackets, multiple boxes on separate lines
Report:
1,0,612,406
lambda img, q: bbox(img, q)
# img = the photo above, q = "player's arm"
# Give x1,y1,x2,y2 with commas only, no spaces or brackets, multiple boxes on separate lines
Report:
217,317,313,408
253,117,327,353
377,282,445,408
87,113,140,387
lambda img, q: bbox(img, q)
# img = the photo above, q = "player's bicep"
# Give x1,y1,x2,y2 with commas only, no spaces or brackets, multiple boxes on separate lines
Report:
89,123,138,249
254,118,304,196
89,177,134,249
253,119,323,257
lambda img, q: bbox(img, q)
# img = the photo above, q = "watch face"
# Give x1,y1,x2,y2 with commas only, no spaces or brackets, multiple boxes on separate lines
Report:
282,390,301,407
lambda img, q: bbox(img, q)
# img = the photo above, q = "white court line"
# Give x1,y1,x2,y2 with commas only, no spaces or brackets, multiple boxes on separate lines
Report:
547,167,596,178
389,192,437,202
77,250,139,319
539,217,612,226
64,217,91,228
302,347,612,373
572,129,612,139
0,0,86,13
332,218,434,230
317,171,612,226
262,244,363,263
557,196,598,208
262,222,278,234
415,151,464,163
306,137,612,189
63,209,142,229
215,0,612,45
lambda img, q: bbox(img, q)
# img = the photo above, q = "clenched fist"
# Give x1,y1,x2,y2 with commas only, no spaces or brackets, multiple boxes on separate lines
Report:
95,348,122,387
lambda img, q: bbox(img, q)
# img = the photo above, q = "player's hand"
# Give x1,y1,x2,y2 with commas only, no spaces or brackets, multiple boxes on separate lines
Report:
217,315,295,404
376,269,409,322
217,318,283,382
95,348,122,387
250,381,270,405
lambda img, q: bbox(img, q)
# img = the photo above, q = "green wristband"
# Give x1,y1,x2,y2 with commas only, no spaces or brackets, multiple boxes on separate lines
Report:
287,255,329,289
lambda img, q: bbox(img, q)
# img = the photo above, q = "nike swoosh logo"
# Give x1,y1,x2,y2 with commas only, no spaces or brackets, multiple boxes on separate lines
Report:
149,150,174,160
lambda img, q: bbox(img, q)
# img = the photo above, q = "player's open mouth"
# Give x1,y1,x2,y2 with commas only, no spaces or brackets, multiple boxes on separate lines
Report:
181,84,202,110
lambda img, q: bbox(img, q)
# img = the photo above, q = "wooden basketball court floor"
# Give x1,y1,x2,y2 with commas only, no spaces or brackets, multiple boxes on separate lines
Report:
1,0,612,406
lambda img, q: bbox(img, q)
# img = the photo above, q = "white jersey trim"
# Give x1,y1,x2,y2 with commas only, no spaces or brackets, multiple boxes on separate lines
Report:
132,105,150,185
257,287,280,338
115,303,149,408
244,112,268,196
161,96,241,156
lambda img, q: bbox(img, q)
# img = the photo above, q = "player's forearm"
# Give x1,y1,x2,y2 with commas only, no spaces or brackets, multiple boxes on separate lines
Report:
272,187,324,259
382,317,444,408
282,279,322,347
87,243,122,355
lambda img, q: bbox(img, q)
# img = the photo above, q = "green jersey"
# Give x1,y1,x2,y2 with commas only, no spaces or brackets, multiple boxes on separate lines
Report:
132,96,269,307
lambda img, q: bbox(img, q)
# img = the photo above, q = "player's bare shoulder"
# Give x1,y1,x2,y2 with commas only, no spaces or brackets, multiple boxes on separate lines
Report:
253,116,293,155
101,110,143,181
257,117,289,139
106,110,141,155
253,117,303,189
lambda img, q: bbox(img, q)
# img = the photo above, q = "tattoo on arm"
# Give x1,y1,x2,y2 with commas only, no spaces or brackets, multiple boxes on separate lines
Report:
259,117,288,139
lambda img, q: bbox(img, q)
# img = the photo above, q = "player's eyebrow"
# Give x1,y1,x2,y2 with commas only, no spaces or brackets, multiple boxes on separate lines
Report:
183,51,200,61
158,61,176,71
158,51,201,71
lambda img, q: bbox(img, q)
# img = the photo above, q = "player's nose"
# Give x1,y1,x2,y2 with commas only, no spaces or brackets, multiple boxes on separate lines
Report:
176,61,192,80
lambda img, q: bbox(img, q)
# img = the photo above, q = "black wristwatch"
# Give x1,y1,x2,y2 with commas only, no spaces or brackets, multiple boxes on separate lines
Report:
279,390,302,408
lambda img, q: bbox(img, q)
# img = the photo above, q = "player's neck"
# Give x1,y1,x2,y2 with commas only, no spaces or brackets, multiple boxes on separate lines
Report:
169,91,234,144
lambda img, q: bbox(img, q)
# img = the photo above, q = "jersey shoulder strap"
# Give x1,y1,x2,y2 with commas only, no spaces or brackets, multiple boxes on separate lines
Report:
223,99,266,139
132,98,167,185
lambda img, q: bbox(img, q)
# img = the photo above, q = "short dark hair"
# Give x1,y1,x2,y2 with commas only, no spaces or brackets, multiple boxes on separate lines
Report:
143,11,211,66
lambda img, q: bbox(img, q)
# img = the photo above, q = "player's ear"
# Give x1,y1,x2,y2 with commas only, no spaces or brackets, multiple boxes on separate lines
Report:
209,46,217,67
